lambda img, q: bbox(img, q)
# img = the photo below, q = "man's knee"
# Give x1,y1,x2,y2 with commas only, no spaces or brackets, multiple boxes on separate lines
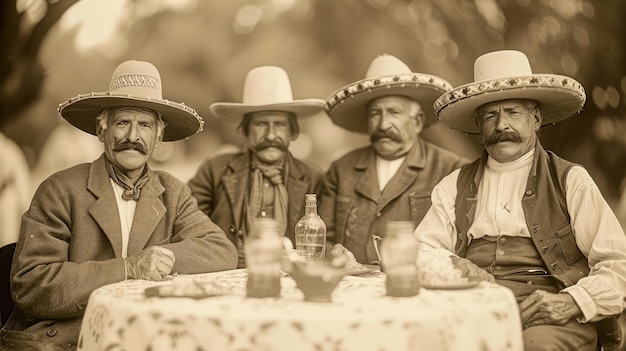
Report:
523,323,597,351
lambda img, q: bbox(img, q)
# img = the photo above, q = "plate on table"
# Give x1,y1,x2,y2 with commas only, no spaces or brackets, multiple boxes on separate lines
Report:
345,264,380,276
144,280,231,299
421,281,479,290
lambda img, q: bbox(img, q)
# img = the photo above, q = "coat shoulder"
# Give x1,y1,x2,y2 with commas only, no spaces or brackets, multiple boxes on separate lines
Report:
329,146,371,166
423,141,472,167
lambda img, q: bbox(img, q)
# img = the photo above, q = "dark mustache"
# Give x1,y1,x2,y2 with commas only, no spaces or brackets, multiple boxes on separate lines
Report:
254,140,287,151
370,129,402,143
113,141,148,154
484,131,522,147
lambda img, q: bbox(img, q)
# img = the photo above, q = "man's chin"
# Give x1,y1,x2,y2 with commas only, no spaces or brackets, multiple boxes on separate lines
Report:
254,148,286,164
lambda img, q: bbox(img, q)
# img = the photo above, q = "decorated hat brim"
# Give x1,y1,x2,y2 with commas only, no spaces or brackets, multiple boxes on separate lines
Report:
59,93,204,142
434,74,586,134
324,73,453,134
210,99,325,122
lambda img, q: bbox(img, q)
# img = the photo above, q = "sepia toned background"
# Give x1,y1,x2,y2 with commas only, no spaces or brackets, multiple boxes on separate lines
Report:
1,0,625,226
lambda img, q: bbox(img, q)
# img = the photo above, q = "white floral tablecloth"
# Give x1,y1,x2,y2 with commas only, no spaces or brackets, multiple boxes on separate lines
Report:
78,269,523,351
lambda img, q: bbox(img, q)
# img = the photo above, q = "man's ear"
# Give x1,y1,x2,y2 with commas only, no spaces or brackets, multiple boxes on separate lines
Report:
533,106,543,131
413,111,425,135
96,124,105,142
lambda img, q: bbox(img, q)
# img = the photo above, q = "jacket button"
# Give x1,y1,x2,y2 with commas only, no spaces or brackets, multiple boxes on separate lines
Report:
525,190,533,196
46,328,57,337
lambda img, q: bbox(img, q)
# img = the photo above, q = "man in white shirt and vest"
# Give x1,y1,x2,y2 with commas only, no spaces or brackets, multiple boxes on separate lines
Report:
417,50,626,351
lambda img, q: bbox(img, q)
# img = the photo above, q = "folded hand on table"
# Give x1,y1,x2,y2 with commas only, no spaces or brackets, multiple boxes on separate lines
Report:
449,256,495,283
519,290,582,328
330,244,362,270
125,246,175,281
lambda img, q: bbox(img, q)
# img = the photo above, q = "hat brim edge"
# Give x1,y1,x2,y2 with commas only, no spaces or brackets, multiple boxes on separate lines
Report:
210,99,325,121
59,95,203,142
435,75,586,134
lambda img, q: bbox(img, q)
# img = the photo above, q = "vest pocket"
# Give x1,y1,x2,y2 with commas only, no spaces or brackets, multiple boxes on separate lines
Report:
555,224,584,265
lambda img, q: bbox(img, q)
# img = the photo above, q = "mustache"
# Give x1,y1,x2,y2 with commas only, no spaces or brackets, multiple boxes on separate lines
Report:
253,140,288,151
370,129,402,143
113,141,148,154
484,131,523,147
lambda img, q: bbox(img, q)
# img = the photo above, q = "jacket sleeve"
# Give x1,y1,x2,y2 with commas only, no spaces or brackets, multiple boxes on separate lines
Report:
187,158,216,216
11,176,126,320
161,182,237,273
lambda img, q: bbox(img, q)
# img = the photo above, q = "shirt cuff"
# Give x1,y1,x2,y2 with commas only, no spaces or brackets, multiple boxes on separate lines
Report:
563,285,597,322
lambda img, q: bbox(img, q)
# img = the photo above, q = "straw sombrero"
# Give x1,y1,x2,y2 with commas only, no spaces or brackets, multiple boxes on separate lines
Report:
434,50,586,134
324,54,454,134
58,60,204,142
210,66,324,121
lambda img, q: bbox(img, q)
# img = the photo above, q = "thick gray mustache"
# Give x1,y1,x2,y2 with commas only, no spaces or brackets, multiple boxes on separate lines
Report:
484,131,522,146
114,141,148,154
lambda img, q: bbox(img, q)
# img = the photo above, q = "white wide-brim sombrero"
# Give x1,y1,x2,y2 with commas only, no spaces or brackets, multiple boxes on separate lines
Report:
434,50,586,135
210,66,324,121
324,54,454,134
58,60,204,142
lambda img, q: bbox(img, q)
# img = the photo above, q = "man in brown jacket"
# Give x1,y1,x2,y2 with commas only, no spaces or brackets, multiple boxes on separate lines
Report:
319,54,468,264
188,66,325,268
0,60,237,351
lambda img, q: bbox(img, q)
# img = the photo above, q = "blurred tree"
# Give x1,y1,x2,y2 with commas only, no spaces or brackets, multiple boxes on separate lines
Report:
2,0,625,201
0,0,78,128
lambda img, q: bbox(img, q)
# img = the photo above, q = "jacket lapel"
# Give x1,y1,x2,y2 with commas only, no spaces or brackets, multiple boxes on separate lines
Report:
127,174,166,255
285,153,309,221
354,148,382,203
87,155,124,258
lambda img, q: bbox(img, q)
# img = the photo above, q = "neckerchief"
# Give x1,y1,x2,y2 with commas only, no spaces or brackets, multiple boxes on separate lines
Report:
247,156,289,237
104,156,151,201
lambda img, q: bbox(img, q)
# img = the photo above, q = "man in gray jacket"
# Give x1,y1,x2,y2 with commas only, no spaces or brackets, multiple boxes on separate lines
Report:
319,54,468,264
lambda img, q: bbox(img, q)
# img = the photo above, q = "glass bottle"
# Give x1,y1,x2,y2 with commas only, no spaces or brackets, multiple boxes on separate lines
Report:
294,193,326,261
381,221,420,297
245,218,283,298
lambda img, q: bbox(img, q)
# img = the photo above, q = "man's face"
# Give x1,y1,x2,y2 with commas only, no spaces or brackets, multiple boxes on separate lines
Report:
246,111,295,164
98,107,162,177
476,99,542,163
367,95,423,160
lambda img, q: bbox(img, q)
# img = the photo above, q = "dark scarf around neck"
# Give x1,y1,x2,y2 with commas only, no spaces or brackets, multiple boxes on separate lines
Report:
104,156,151,201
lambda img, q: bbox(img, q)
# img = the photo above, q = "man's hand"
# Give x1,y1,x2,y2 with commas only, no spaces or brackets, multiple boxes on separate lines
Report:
519,290,582,328
125,246,175,281
330,243,361,270
449,256,495,283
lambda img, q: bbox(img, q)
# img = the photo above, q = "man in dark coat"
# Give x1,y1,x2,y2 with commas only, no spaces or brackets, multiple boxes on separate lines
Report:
0,60,237,351
319,54,468,264
188,66,325,268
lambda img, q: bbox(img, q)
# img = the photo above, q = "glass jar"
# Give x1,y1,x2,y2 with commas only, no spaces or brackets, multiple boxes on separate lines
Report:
381,221,420,297
245,218,283,298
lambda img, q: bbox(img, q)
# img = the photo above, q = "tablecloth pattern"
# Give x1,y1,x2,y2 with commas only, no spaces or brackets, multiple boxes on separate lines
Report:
78,269,523,351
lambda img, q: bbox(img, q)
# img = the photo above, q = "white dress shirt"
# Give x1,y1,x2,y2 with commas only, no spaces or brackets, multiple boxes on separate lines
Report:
376,155,406,191
110,179,137,258
416,149,626,322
